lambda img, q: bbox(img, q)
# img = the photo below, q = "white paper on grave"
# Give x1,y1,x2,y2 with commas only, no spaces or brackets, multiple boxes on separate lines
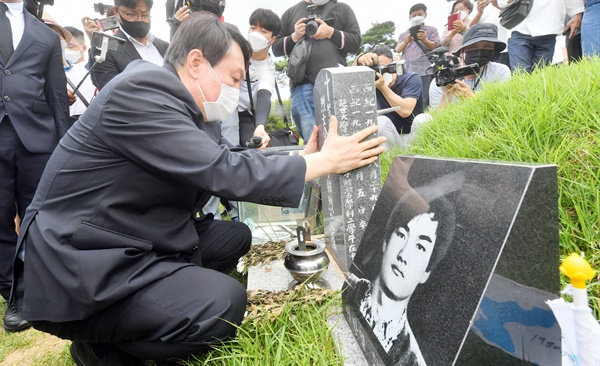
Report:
470,274,563,365
547,291,600,366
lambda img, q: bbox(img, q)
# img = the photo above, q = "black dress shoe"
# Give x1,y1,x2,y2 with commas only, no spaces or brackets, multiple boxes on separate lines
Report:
3,288,31,332
70,342,145,366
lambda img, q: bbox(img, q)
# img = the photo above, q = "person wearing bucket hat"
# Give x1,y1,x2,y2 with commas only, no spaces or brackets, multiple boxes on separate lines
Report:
429,23,511,110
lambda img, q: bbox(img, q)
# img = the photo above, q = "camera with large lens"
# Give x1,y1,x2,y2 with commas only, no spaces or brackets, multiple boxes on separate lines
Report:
427,47,480,87
369,60,406,80
304,4,321,37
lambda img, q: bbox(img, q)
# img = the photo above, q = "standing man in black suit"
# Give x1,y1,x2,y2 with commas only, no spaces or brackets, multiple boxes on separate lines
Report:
0,0,69,332
12,13,385,365
89,0,169,90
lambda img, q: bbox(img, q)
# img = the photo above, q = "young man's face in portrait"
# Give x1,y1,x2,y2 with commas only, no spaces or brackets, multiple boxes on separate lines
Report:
380,212,438,301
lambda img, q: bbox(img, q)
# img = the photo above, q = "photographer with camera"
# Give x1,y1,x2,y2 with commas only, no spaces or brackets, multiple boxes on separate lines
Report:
355,46,424,151
395,3,440,109
429,23,511,110
89,0,169,90
272,0,361,141
166,0,226,40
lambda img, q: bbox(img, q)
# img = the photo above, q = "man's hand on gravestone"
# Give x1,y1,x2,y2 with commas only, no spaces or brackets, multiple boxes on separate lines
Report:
302,116,386,181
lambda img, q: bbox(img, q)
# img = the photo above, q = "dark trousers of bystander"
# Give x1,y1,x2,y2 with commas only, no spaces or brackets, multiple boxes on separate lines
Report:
0,116,52,301
508,32,556,72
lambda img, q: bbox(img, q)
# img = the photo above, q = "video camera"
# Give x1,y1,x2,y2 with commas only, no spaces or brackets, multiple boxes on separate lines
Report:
427,47,480,87
304,4,334,37
23,0,54,19
369,60,405,80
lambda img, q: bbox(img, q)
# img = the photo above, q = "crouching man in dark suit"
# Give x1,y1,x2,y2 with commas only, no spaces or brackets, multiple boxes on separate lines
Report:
11,12,386,366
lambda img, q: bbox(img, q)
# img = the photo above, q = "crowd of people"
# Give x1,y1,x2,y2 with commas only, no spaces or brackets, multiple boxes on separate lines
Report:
0,0,598,365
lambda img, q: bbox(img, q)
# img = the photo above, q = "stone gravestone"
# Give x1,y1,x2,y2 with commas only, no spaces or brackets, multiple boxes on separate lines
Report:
343,156,561,366
314,66,382,272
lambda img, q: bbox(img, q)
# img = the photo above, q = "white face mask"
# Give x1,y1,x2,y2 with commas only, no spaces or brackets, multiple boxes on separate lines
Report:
248,31,269,52
459,10,469,20
410,16,425,27
312,0,329,6
64,47,83,64
60,39,68,56
383,73,394,86
195,63,240,122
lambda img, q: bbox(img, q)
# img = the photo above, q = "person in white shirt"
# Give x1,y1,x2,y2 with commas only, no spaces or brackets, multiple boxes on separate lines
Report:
469,0,510,67
43,18,97,124
498,0,584,72
64,26,88,65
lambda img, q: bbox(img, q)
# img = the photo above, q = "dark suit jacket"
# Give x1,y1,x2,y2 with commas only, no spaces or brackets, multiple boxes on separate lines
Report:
91,30,169,90
19,61,306,322
0,9,69,153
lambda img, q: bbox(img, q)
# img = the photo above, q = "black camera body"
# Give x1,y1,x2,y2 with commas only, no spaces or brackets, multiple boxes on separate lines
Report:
409,24,424,40
428,47,480,87
24,0,54,19
246,136,263,149
304,4,334,37
304,5,321,37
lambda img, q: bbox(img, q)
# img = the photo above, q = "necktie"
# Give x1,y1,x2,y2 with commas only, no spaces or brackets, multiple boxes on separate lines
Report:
0,2,14,62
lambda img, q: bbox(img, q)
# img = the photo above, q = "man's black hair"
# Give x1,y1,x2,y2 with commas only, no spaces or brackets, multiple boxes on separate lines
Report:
249,8,281,37
114,0,154,9
383,193,455,274
409,3,427,15
371,46,393,61
64,26,85,44
164,12,251,70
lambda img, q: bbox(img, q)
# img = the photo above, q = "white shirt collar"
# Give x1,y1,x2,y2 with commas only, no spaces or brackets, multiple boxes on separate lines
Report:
5,1,24,15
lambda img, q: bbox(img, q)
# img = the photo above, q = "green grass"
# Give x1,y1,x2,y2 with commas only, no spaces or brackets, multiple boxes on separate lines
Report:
189,289,344,366
1,300,74,365
386,57,600,317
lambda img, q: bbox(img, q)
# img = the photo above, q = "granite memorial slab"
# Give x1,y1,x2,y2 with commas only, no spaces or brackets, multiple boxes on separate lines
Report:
314,66,382,273
342,156,561,366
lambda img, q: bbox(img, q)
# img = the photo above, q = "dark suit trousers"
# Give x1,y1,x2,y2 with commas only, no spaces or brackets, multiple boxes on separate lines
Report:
0,116,51,300
30,220,252,361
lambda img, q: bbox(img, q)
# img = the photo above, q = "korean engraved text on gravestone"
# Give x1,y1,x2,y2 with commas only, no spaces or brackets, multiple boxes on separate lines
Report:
314,67,382,272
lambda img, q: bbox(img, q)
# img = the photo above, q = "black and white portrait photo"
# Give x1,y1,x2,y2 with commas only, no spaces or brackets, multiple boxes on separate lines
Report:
342,156,553,366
